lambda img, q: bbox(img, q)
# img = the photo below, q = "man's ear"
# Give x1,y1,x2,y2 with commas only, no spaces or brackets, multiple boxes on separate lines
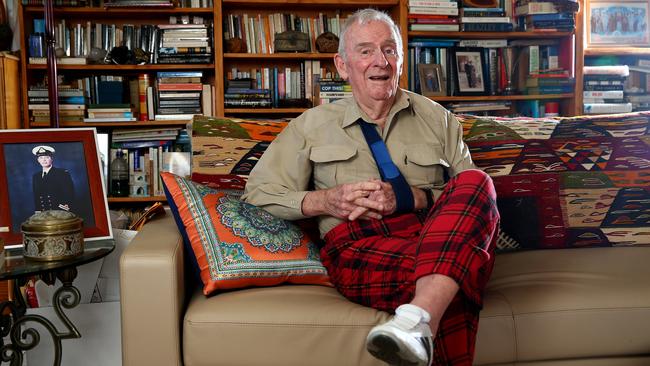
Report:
334,54,348,80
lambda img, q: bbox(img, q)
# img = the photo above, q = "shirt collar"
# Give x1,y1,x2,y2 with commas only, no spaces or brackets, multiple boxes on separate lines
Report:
341,88,412,128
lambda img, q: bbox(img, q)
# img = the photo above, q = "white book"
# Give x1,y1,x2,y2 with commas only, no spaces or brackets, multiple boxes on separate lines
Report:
583,65,630,77
409,7,458,15
29,57,87,65
583,90,624,99
461,17,511,23
201,84,213,117
583,103,633,114
515,2,558,15
458,39,508,48
409,23,460,31
154,114,198,120
83,117,137,122
408,0,458,8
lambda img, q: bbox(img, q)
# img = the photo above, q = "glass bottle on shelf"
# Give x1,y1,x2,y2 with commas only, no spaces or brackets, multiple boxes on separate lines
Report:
110,150,129,197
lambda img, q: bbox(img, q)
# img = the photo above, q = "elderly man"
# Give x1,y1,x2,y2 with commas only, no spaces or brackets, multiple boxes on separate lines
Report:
32,145,75,212
243,9,499,366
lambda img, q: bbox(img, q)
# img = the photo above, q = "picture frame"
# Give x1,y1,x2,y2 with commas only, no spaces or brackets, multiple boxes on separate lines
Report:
587,1,650,47
418,64,446,97
0,128,112,245
451,48,489,96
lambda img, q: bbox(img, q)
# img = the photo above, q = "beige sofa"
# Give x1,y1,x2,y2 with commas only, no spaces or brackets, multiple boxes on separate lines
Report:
120,213,650,366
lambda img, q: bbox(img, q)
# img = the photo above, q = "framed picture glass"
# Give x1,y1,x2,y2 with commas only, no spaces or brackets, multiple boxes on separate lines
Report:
418,64,446,97
0,128,112,245
451,48,488,96
587,1,650,47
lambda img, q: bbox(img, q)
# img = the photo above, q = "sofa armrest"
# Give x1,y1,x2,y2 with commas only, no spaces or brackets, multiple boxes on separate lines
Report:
120,213,185,366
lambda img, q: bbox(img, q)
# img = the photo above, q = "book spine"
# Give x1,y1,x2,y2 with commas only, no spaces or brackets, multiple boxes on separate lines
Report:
138,73,150,121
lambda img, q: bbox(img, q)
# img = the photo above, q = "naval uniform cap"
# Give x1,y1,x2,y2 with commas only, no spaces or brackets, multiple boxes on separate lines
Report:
32,145,55,157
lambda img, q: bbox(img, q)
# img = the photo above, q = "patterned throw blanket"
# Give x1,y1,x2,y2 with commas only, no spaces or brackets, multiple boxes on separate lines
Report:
190,112,650,251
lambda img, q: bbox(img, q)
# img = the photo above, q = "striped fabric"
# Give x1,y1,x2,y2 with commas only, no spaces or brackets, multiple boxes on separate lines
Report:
321,170,499,366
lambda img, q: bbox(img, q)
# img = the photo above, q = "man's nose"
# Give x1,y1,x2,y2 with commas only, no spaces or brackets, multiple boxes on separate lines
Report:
371,50,389,67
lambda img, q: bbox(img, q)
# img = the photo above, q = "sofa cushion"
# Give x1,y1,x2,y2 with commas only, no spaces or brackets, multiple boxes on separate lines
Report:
160,172,331,296
182,247,650,366
475,246,650,365
183,285,391,366
459,112,650,251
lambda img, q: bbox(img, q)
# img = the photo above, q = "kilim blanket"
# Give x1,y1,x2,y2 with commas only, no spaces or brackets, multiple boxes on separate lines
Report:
190,112,650,251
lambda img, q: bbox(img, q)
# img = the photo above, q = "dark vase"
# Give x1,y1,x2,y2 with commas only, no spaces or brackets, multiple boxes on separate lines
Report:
0,23,12,51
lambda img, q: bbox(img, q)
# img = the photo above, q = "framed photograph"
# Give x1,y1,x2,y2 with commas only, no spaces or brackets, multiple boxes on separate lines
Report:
418,64,446,97
587,1,650,47
452,48,488,96
0,128,112,245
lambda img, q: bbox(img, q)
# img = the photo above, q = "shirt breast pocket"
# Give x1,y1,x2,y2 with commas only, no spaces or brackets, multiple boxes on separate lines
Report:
309,145,358,187
404,144,450,185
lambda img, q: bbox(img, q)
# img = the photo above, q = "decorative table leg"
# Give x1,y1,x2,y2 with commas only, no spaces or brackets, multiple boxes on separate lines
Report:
0,267,82,366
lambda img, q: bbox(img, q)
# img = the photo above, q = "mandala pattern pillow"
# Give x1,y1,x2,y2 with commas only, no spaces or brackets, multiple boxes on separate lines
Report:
161,172,331,295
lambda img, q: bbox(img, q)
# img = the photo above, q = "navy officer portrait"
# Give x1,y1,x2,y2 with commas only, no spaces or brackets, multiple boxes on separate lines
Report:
32,145,75,212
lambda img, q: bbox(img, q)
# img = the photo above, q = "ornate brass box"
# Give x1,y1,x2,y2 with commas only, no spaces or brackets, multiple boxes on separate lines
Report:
21,210,84,261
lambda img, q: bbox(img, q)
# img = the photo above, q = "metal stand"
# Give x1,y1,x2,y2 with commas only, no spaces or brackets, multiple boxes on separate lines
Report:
0,267,81,366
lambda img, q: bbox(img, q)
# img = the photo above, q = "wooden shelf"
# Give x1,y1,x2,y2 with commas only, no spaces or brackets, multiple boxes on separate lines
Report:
222,0,398,8
108,196,167,203
432,94,574,102
24,6,213,15
408,31,573,39
27,64,215,71
585,47,650,56
30,120,190,128
224,53,335,59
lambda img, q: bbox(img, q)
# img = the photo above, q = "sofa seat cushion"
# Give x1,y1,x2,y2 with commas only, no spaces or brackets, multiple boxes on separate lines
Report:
475,247,650,365
183,284,390,366
183,247,650,366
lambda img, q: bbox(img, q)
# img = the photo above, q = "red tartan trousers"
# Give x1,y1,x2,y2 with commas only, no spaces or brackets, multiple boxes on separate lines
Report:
321,169,499,366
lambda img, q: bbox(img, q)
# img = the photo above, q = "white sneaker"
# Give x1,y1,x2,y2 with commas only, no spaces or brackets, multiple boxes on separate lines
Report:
366,304,434,366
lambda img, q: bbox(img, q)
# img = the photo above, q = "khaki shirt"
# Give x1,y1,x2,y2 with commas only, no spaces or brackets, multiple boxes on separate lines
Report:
242,88,475,237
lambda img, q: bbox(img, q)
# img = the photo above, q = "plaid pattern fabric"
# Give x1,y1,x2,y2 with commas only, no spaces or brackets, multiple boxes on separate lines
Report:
321,169,499,366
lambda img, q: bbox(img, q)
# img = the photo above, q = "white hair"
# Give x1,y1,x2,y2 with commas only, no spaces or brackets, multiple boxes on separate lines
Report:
338,8,403,61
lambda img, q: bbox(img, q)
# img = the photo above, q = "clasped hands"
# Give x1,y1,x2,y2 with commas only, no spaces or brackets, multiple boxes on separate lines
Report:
303,179,426,221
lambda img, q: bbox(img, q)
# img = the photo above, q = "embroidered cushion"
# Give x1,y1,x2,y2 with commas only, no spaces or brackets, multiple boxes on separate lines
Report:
161,172,331,295
458,112,650,251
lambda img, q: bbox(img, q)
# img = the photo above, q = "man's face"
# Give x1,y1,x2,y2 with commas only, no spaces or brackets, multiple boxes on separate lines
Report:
38,155,53,168
335,20,402,106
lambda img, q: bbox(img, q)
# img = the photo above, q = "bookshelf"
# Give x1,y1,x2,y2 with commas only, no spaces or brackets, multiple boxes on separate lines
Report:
17,0,586,203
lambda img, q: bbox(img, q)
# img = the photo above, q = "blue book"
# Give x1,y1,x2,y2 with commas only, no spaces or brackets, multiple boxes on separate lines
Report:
526,13,573,21
156,71,203,78
408,41,456,48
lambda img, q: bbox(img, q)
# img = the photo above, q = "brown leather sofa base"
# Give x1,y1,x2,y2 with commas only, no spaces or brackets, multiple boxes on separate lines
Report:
121,215,650,366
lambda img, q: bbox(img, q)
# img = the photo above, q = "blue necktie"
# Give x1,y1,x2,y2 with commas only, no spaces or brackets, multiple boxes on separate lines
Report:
357,119,414,214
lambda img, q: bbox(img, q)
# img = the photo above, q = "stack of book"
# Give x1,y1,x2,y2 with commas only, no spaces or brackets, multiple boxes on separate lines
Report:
524,69,575,95
85,104,136,123
460,7,513,32
155,71,204,120
407,0,460,32
27,86,86,124
157,24,212,64
316,78,352,105
224,79,272,108
111,127,188,197
514,0,579,31
583,65,632,114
